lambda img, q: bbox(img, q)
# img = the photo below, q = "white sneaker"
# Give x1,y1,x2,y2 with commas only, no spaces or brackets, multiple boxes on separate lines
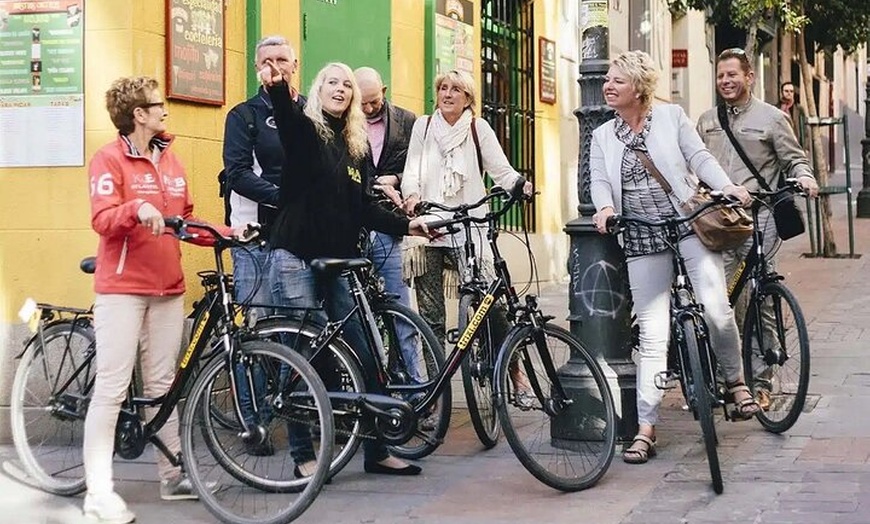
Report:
160,474,218,501
82,491,136,524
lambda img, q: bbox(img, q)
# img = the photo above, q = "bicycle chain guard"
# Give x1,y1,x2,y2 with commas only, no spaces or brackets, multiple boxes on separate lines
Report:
114,409,146,460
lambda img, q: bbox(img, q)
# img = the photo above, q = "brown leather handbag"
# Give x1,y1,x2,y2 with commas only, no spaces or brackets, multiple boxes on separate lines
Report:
633,149,754,252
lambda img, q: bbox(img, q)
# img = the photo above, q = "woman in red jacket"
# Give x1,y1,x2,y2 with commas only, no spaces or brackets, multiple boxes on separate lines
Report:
83,76,236,523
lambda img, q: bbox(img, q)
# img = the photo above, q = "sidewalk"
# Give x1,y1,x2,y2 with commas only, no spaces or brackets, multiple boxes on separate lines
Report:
2,187,868,524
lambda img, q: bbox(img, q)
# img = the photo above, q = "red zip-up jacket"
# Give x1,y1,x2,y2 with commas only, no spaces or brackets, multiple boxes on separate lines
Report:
89,134,231,295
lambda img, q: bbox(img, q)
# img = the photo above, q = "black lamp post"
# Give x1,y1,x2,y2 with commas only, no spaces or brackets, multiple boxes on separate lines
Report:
557,0,636,443
856,59,870,218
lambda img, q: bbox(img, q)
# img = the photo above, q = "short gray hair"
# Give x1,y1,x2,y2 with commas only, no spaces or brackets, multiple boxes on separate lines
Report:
255,35,295,61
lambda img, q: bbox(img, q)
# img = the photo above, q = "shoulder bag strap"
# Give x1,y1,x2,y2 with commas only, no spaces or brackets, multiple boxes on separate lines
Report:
470,118,484,175
717,104,772,192
632,148,675,196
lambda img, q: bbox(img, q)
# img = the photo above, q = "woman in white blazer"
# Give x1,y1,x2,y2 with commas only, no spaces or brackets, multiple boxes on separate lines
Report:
589,51,760,464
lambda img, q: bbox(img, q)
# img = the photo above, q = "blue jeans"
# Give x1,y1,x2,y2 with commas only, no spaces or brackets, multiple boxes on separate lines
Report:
271,248,392,464
367,232,423,383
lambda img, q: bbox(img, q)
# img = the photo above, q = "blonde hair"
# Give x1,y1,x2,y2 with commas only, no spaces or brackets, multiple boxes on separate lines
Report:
105,76,159,135
434,69,476,113
611,51,659,108
303,62,368,161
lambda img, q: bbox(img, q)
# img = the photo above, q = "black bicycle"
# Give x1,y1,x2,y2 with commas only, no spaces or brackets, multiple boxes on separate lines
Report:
11,220,335,524
727,180,811,434
278,184,617,492
417,195,514,449
607,195,746,495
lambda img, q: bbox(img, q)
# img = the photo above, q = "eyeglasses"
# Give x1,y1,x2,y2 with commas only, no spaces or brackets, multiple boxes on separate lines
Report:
139,101,165,111
718,47,747,59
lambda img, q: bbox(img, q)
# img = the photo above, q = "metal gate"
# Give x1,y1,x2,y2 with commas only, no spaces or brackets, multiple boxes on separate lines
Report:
480,0,536,231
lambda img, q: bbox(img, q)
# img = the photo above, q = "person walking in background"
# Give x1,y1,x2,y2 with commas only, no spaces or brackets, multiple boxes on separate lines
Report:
777,81,805,142
260,59,431,476
589,51,758,465
353,66,423,382
221,35,304,457
83,76,237,523
697,48,818,409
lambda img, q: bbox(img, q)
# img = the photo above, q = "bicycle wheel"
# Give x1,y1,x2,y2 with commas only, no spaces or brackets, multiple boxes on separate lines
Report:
458,293,500,448
11,321,95,496
742,281,810,434
181,340,333,524
495,323,616,492
374,300,451,459
682,318,723,494
255,316,365,478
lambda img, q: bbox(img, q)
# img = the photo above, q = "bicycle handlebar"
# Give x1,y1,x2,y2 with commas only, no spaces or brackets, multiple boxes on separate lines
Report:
605,191,740,234
163,216,261,248
417,178,532,233
748,178,807,200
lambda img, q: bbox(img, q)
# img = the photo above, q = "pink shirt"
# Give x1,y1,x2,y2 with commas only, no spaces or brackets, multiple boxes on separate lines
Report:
365,116,386,167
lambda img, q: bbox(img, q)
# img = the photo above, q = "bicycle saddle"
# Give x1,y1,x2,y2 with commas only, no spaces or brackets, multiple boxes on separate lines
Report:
310,257,371,274
80,257,96,274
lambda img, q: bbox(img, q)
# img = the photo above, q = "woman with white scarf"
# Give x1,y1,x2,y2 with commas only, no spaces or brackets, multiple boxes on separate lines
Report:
401,69,532,347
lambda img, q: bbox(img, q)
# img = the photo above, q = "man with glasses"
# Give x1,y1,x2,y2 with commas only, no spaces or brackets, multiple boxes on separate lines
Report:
696,48,818,409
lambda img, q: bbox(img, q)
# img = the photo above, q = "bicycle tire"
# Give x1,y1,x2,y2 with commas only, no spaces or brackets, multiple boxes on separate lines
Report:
682,318,723,494
374,300,451,459
11,320,95,496
742,281,810,434
458,293,500,449
255,316,365,478
495,323,616,492
181,339,333,524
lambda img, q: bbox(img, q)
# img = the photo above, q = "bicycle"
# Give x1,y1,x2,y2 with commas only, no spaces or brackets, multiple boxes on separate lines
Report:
11,220,335,524
606,195,747,495
281,184,616,493
726,180,811,434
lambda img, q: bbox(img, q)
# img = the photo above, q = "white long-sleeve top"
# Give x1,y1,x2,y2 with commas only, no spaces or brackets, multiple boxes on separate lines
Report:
401,115,523,248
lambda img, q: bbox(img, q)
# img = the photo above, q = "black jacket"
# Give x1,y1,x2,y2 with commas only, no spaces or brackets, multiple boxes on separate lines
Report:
267,82,409,261
367,100,416,179
221,87,306,229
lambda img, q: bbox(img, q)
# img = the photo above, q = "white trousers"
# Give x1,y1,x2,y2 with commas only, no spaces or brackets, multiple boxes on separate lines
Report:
83,294,184,495
628,235,744,427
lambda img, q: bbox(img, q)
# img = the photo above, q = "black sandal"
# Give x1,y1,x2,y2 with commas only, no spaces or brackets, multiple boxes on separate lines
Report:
726,382,761,420
622,434,657,464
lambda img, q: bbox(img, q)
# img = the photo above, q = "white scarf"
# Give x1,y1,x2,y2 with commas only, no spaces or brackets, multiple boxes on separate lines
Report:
428,108,474,199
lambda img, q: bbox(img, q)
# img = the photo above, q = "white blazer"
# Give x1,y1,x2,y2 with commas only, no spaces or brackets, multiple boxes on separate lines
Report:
590,104,733,215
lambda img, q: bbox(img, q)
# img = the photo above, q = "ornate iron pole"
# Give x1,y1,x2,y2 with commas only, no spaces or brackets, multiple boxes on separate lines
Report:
856,62,870,218
557,0,636,443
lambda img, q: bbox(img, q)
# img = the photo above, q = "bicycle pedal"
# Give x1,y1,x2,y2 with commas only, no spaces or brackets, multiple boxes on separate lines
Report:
654,371,680,390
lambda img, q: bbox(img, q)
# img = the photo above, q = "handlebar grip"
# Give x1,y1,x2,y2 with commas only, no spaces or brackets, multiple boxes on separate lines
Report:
604,215,622,234
425,218,455,230
163,216,183,230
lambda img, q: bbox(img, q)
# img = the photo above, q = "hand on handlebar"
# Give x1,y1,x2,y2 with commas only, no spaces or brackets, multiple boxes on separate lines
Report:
408,216,432,238
233,222,261,243
796,175,819,198
593,207,615,235
722,184,751,207
137,201,164,236
404,194,421,216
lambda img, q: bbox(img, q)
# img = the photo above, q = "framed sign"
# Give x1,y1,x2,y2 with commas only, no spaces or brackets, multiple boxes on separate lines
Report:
0,0,85,167
539,37,556,104
165,0,225,105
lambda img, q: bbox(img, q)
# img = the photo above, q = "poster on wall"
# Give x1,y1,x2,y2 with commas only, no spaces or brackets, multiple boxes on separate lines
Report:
435,0,474,76
0,0,84,167
166,0,225,105
539,37,556,104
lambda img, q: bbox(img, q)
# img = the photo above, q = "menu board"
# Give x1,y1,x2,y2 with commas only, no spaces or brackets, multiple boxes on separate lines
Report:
0,0,84,167
434,0,474,76
166,0,225,105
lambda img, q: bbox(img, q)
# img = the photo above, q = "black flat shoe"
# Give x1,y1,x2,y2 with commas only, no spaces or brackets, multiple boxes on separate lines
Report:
363,461,422,476
293,465,332,484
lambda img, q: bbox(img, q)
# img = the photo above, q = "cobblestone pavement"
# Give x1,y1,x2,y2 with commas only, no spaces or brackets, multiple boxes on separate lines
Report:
1,186,868,523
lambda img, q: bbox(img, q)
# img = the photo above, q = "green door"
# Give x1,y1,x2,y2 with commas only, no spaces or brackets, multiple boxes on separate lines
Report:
300,0,392,93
